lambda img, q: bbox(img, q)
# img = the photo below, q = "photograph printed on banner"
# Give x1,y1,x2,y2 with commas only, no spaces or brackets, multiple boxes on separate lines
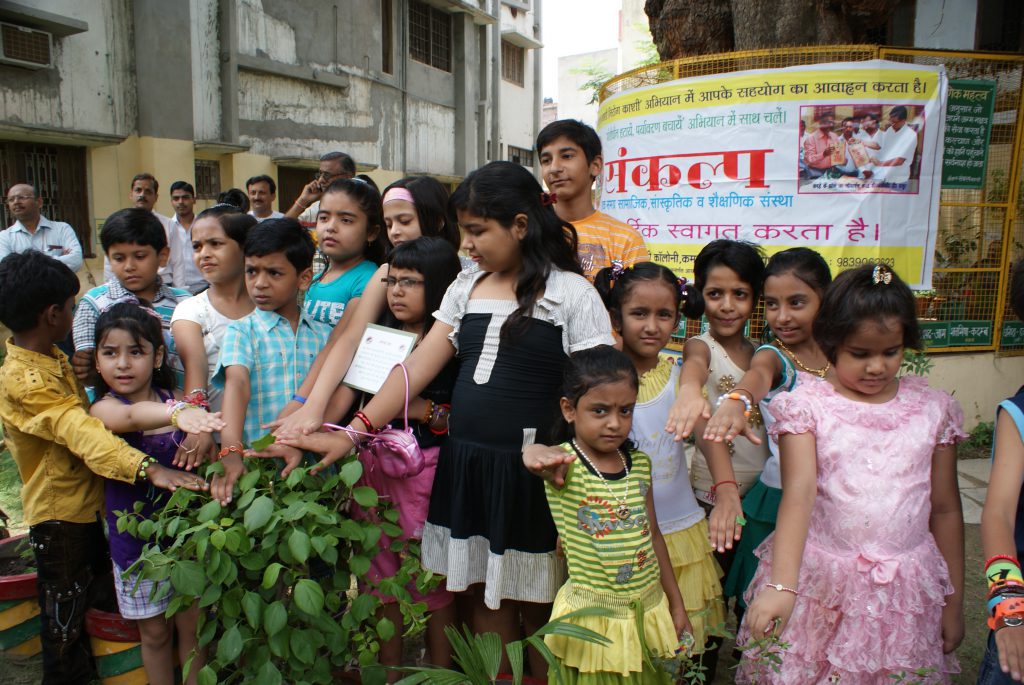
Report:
799,104,923,194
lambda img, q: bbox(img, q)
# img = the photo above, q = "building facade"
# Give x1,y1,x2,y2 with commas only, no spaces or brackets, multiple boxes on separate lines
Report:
0,0,543,257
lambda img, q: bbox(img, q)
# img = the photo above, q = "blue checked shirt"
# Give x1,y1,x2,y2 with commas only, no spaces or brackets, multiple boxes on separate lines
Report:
215,308,330,445
72,277,192,388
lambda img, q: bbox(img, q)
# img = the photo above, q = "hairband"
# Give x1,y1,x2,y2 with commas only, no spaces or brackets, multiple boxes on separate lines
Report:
609,260,625,280
540,191,558,206
872,264,893,285
383,187,416,205
102,296,162,322
677,277,689,301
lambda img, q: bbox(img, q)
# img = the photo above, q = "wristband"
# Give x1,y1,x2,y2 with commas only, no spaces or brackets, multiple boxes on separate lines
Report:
989,597,1024,630
993,614,1024,632
987,555,1021,569
291,394,307,405
168,401,191,429
353,410,376,433
709,479,738,503
217,445,244,460
988,561,1024,588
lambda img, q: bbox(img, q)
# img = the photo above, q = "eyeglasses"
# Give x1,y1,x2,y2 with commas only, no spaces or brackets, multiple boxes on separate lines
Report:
314,170,344,181
6,195,35,203
381,277,425,289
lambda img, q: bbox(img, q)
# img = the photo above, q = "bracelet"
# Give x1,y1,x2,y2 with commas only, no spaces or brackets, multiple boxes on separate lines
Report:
217,445,244,460
291,394,307,405
988,561,1024,588
993,614,1024,632
167,401,191,429
428,403,451,435
353,410,376,433
183,388,210,410
295,199,310,209
732,387,756,405
764,582,798,596
989,581,1024,600
990,598,1024,630
709,479,738,503
987,555,1020,569
421,399,435,425
715,392,752,417
137,455,157,480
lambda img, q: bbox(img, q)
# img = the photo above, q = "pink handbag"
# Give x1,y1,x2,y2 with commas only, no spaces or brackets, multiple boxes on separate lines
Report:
325,363,426,479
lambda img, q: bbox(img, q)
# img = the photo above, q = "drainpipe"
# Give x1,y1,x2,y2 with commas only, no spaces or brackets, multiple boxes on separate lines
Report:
532,0,542,176
490,0,501,161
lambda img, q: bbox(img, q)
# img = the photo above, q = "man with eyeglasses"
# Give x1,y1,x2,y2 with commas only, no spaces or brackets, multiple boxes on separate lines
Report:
285,151,357,230
1,184,83,272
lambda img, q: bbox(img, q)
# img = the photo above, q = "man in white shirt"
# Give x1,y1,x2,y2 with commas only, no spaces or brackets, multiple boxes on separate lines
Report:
1,183,83,272
865,106,918,186
104,173,175,283
167,181,207,293
284,152,356,230
246,175,285,222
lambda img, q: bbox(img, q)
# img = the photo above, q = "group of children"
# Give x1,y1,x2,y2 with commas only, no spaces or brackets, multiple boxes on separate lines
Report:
0,116,1022,685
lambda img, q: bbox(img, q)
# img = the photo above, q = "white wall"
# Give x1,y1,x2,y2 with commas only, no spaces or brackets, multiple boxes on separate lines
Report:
557,48,617,128
914,0,977,50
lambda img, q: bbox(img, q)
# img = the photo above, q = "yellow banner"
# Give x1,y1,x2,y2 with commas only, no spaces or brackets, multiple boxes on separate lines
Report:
599,68,940,127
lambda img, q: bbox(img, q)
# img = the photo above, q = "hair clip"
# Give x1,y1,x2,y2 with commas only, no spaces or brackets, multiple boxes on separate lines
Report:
540,191,558,206
609,260,625,280
677,276,688,301
872,265,893,285
101,296,163,322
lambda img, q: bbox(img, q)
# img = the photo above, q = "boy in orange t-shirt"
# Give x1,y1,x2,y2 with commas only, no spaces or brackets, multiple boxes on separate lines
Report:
537,119,649,281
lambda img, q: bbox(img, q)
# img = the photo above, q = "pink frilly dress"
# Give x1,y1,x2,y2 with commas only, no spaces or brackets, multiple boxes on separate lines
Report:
736,375,966,685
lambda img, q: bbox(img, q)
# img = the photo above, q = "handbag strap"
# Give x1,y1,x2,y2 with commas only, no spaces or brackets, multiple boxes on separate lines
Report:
324,362,412,440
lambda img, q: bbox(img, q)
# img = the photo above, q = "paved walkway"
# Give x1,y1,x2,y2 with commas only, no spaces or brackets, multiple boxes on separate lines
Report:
959,458,990,524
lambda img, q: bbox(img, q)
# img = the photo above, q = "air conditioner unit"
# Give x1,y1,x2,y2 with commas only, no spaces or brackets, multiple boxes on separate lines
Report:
0,22,53,70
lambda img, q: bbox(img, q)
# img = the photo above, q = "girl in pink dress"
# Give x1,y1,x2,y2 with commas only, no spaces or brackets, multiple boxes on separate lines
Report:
739,263,966,684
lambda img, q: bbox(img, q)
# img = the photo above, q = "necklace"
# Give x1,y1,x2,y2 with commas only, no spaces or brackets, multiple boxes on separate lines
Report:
571,439,631,519
776,341,830,378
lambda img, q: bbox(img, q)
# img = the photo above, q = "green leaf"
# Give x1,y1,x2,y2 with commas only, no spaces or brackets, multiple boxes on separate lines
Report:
244,495,274,532
264,600,287,636
238,468,261,492
290,629,316,665
352,486,378,508
339,459,363,486
268,626,290,658
137,519,155,539
197,665,218,685
197,499,222,523
349,555,371,577
236,486,257,510
198,583,221,608
376,617,395,641
288,529,311,564
338,519,365,542
210,529,226,549
251,432,276,451
254,660,283,685
220,587,242,618
506,639,525,685
216,623,243,663
242,591,263,629
293,579,325,615
262,562,283,589
169,560,205,596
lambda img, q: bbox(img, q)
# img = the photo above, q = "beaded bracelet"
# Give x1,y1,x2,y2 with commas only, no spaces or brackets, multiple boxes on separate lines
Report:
428,403,451,436
137,455,157,481
765,582,798,596
715,392,752,418
421,399,435,425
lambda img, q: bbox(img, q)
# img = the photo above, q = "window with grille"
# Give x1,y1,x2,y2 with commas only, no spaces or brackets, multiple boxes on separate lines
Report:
508,145,533,167
409,0,451,72
194,160,220,200
501,40,525,86
381,0,393,74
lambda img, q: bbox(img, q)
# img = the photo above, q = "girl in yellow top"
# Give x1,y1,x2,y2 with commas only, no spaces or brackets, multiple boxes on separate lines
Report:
525,345,690,684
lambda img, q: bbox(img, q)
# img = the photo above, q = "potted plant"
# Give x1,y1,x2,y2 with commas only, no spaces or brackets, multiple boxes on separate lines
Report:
0,532,40,658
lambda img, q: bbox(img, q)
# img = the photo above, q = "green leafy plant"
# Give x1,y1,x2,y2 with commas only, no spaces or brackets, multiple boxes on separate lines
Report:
396,607,612,685
963,420,995,451
735,631,791,681
122,458,429,685
888,666,938,683
900,349,934,377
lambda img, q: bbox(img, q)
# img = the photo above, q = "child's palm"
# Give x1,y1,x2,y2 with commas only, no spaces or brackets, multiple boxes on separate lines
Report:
176,408,226,434
269,406,325,438
145,464,208,492
705,401,761,444
665,393,710,441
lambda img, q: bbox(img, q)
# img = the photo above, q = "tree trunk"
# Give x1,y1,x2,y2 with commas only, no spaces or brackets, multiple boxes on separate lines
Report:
646,0,900,60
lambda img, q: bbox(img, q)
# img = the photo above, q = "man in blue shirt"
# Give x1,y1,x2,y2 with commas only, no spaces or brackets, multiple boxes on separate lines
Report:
2,184,83,272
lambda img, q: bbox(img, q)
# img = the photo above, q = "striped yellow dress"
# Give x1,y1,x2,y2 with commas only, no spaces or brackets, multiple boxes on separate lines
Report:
544,445,677,684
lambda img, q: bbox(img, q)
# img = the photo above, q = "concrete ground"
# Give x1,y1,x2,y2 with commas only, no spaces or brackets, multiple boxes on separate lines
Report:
960,457,991,524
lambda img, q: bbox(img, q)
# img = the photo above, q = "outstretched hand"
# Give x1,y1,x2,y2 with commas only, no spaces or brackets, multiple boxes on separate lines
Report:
276,430,354,475
665,393,711,442
175,408,227,435
144,463,208,493
245,442,305,478
268,406,326,438
704,400,763,444
523,444,575,489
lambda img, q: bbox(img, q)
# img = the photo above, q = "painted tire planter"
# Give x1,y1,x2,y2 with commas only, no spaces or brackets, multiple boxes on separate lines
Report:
85,608,148,685
0,533,41,658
